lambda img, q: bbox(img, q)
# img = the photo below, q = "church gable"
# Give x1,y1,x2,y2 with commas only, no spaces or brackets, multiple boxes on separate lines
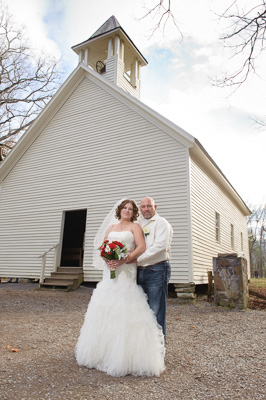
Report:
2,75,188,185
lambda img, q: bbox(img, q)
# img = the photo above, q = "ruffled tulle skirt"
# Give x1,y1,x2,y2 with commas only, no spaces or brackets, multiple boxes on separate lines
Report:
75,270,165,377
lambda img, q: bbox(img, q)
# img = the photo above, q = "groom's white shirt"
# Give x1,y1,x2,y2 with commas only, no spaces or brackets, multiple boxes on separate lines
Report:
137,212,173,267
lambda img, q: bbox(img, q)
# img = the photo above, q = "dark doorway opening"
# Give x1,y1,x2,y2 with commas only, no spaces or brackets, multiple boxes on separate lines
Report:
60,209,87,267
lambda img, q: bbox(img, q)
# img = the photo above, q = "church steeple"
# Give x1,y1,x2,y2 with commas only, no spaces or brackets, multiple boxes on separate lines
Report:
71,16,148,99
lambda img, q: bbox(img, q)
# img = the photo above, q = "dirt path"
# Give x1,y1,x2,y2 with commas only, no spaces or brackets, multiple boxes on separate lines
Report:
0,283,265,400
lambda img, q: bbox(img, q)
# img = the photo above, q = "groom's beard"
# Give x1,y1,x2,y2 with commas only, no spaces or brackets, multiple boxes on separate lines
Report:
141,212,154,220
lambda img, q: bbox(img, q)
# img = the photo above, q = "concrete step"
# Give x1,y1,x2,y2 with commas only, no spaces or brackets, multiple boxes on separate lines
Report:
39,282,74,290
58,267,83,273
44,278,78,285
39,267,83,291
40,281,72,288
51,273,82,279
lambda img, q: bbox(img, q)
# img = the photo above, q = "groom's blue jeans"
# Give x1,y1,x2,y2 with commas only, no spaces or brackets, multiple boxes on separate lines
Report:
137,261,171,337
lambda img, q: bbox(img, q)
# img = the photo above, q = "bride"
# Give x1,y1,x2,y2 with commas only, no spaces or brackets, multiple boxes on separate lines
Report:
75,199,165,377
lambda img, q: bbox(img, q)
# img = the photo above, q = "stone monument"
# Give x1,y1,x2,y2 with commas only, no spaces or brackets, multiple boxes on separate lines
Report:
213,253,249,308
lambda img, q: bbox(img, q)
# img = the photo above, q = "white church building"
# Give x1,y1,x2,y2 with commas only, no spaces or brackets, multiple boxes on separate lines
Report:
0,16,250,292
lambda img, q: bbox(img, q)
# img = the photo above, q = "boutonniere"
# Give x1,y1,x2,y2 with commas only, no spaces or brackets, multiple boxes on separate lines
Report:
143,228,150,237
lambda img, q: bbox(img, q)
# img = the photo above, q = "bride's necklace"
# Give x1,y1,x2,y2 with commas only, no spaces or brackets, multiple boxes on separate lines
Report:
119,221,128,231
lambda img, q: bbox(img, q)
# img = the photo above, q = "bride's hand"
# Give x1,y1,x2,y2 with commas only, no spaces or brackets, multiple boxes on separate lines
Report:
109,259,126,269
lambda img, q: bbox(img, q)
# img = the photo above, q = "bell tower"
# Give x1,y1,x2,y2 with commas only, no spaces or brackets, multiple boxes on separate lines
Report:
71,16,148,99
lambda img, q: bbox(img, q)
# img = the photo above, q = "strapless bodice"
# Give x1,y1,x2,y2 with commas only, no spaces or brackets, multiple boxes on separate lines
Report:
107,231,135,251
103,231,136,282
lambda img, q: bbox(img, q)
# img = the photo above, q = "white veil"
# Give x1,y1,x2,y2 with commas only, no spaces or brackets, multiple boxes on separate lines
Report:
92,198,126,270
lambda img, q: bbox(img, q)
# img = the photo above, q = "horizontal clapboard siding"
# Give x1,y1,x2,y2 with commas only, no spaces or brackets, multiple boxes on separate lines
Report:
117,58,140,99
190,157,250,284
0,76,190,283
104,57,116,83
104,57,139,99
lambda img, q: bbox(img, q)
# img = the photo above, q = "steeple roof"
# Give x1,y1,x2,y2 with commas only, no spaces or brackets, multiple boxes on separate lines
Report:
89,15,121,39
72,15,148,66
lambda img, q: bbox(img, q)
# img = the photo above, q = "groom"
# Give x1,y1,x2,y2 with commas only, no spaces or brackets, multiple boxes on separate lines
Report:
136,197,173,337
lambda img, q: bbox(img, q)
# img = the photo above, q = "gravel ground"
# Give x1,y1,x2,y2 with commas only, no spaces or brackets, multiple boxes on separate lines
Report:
0,282,265,400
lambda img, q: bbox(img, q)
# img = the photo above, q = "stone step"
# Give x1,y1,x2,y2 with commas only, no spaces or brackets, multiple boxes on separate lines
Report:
175,287,195,293
174,283,195,288
176,293,197,299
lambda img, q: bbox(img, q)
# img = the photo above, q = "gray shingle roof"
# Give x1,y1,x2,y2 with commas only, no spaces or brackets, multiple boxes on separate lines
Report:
89,15,121,39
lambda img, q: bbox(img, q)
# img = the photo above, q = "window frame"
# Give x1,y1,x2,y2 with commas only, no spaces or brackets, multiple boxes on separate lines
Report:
231,224,234,249
215,212,220,243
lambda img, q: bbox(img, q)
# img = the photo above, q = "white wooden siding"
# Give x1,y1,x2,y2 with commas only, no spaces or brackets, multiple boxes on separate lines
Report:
117,59,140,99
0,76,190,283
105,56,140,99
104,56,116,83
190,157,250,284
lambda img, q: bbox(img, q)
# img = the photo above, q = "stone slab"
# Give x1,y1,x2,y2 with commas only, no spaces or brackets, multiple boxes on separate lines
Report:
175,287,195,293
176,293,197,299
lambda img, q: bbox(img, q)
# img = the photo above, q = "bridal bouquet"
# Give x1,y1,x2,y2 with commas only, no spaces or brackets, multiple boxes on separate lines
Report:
99,240,127,279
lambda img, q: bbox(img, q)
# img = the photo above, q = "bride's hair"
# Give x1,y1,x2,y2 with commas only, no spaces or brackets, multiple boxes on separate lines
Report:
115,199,139,222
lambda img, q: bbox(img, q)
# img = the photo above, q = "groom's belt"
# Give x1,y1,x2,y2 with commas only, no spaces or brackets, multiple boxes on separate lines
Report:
137,261,168,270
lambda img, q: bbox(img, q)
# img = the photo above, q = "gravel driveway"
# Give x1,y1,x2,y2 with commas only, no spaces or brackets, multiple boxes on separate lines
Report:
0,283,265,400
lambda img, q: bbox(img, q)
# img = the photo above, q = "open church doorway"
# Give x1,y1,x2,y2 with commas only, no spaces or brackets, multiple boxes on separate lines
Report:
60,209,87,267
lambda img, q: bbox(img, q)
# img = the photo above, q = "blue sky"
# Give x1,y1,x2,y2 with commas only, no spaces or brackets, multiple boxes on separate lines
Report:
4,0,266,207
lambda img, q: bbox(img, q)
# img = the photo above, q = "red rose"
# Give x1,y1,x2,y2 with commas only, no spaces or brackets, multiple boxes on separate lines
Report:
113,241,123,248
108,242,116,250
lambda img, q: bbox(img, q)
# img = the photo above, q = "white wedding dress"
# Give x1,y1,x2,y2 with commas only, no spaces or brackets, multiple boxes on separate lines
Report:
75,231,165,377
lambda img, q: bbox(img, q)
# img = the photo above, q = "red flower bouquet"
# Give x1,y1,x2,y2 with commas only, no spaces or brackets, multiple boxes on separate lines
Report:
99,240,127,279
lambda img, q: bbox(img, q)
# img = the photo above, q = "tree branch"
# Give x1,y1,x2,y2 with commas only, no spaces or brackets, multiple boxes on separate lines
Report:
214,1,266,88
0,4,62,157
139,0,182,39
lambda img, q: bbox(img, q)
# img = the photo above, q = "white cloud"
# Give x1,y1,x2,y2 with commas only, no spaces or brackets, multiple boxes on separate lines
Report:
4,0,60,57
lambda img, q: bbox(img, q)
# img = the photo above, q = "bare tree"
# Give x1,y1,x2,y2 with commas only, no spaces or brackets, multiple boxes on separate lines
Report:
248,204,266,278
139,0,182,38
141,1,266,88
215,1,266,89
0,5,62,161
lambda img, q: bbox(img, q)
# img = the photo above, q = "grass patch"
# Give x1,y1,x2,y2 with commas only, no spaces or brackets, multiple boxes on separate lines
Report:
249,278,266,288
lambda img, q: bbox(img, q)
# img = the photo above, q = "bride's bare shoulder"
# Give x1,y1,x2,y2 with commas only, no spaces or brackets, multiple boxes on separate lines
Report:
104,225,115,238
132,222,142,232
108,224,118,232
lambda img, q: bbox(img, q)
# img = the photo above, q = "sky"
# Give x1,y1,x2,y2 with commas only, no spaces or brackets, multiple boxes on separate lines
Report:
3,0,266,208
